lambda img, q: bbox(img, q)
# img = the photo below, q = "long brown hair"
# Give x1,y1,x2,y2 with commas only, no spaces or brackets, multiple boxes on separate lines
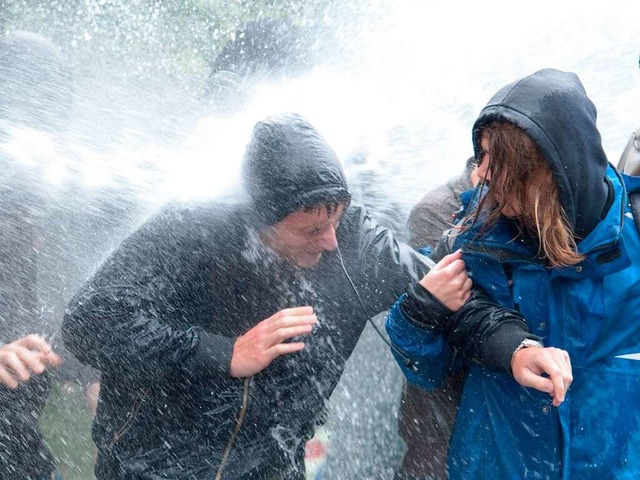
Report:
468,121,584,267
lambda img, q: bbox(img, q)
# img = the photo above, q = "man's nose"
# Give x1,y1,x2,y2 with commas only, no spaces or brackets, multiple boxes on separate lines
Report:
317,226,338,251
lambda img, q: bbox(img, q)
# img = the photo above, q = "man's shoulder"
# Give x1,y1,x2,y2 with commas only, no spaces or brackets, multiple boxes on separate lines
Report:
154,200,248,231
129,200,252,256
339,203,376,232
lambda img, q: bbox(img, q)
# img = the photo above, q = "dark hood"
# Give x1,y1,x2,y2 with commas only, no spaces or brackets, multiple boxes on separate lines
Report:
472,68,609,239
242,112,351,226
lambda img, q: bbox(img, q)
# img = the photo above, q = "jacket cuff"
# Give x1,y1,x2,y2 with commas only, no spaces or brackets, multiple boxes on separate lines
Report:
183,330,235,378
483,325,542,375
399,281,453,331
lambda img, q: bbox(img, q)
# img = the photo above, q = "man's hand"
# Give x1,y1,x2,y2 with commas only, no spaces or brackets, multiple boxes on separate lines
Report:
511,346,572,406
229,306,317,378
0,334,62,389
419,250,472,311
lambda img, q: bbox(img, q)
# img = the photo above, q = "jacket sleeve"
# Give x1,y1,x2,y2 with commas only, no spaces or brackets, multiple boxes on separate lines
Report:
398,239,542,375
385,293,454,391
386,284,538,383
446,289,541,373
61,205,235,385
341,205,538,375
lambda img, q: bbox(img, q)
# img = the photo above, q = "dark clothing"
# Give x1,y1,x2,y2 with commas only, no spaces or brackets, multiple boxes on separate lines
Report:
0,376,55,479
62,110,430,479
62,201,430,479
0,184,56,479
63,201,530,480
395,371,466,480
209,18,312,82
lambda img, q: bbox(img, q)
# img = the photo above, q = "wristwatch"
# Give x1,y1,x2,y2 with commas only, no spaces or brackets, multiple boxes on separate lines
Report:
511,338,544,367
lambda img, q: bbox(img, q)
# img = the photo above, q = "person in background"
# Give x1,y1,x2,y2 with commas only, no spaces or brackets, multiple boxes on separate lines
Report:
62,112,563,479
394,157,479,480
205,17,314,114
0,28,108,479
406,157,479,249
387,68,640,479
0,29,70,480
617,125,640,176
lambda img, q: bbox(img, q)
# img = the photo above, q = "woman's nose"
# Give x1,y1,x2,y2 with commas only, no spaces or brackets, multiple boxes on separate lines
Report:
477,160,491,182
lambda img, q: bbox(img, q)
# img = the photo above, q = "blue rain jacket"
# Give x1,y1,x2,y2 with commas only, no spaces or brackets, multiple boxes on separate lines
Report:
387,69,640,479
388,168,640,479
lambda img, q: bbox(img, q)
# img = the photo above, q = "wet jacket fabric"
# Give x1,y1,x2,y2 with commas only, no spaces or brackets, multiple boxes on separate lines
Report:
61,113,432,480
387,69,640,479
63,199,437,480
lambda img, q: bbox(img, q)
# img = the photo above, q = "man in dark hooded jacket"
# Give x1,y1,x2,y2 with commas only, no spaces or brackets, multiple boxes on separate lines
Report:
62,113,550,479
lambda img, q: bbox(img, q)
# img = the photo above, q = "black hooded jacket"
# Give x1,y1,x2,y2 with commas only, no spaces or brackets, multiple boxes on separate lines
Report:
62,113,531,479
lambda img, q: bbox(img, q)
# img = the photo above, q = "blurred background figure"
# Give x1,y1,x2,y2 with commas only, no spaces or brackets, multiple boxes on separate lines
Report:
0,29,101,479
616,51,639,176
0,29,71,480
0,30,72,133
205,17,316,114
617,126,640,175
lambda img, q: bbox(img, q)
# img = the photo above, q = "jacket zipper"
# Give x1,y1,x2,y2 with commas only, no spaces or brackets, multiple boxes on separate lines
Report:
108,387,149,450
215,377,251,480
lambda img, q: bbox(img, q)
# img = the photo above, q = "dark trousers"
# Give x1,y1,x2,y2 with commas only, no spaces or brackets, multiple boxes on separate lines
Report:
394,368,467,480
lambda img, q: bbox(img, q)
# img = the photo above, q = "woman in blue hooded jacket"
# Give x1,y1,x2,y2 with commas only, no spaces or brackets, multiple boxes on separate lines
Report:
387,68,640,479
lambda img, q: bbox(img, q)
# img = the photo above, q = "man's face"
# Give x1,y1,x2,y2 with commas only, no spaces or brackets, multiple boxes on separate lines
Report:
261,203,346,269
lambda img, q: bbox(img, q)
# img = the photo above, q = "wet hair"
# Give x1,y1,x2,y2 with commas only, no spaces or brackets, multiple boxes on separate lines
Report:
302,201,343,217
468,121,584,267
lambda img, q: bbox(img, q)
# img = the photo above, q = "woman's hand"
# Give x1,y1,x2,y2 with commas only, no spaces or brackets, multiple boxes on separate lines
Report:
512,345,573,406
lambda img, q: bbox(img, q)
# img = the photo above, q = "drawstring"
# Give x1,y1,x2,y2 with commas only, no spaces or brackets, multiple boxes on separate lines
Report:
215,376,251,480
335,245,420,374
